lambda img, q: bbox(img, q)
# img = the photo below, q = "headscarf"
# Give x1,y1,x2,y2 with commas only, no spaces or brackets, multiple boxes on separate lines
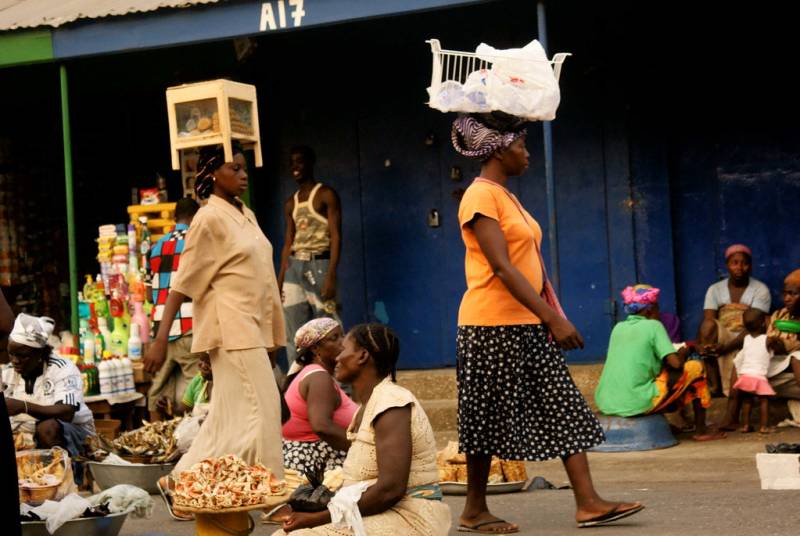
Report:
725,243,752,261
622,284,661,315
451,115,526,160
294,318,340,357
194,142,245,199
785,269,800,287
10,314,55,349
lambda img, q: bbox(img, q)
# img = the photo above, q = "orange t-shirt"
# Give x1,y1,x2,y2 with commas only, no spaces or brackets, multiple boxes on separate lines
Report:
458,179,543,326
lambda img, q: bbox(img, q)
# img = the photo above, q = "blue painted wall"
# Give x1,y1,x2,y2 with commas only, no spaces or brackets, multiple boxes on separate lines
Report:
7,1,799,368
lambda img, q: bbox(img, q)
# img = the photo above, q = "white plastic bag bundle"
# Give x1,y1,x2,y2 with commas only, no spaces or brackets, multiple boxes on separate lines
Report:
327,481,370,536
428,39,562,120
476,40,561,120
89,484,153,518
29,494,92,535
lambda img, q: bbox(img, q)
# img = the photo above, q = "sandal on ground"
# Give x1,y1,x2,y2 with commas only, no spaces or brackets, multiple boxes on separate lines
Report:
759,426,777,434
157,478,194,521
739,425,754,434
458,518,519,533
577,503,645,528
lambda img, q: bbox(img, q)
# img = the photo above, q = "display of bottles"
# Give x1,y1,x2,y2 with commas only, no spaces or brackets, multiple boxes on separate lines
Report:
127,323,143,360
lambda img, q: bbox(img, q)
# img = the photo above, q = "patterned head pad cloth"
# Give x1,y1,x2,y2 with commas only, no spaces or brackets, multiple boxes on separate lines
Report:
294,317,340,356
451,115,527,161
785,269,800,287
725,243,752,261
10,313,55,348
194,141,245,199
621,284,661,315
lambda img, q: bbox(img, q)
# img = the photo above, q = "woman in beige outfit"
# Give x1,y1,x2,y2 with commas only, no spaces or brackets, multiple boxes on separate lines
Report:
144,143,285,516
274,324,450,536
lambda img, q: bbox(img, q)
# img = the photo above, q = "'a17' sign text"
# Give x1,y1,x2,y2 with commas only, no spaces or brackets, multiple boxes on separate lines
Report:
260,0,306,31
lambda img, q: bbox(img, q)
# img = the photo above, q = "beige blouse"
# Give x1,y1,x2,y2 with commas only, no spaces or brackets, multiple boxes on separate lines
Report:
342,377,438,488
171,194,286,353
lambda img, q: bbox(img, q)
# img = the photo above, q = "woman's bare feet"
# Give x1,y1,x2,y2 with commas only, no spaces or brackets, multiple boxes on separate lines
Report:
759,426,777,434
458,512,519,534
739,424,753,433
693,430,727,441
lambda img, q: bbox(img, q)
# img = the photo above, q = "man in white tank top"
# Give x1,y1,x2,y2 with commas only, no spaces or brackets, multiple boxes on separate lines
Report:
278,146,342,369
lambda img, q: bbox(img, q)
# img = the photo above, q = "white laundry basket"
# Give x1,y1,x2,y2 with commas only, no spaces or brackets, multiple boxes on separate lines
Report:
426,39,571,119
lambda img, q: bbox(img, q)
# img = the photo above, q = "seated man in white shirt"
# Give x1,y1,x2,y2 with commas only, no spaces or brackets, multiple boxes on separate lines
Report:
1,314,95,455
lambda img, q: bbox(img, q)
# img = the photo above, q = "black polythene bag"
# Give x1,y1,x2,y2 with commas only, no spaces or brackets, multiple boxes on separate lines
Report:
288,466,335,512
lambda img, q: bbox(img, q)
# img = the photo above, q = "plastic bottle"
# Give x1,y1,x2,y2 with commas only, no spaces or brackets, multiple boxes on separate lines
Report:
109,317,129,357
97,317,112,354
78,319,89,357
112,358,125,394
127,323,143,361
120,356,135,393
157,174,168,203
127,224,139,273
131,301,150,344
98,358,112,395
83,334,95,365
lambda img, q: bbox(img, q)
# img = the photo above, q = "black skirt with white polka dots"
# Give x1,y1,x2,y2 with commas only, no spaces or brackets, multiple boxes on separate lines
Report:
456,324,605,461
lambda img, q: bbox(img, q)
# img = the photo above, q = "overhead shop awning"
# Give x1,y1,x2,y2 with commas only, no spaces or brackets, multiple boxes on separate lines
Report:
0,0,488,66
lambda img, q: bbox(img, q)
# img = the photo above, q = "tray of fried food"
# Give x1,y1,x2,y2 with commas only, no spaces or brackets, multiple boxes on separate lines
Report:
436,441,528,494
110,418,182,463
173,454,288,513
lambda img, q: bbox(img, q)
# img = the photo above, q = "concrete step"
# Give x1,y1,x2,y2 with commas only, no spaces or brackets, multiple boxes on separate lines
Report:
397,364,793,434
396,368,457,400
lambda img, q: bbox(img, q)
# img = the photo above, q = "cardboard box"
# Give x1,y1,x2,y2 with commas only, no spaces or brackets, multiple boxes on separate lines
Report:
756,453,800,490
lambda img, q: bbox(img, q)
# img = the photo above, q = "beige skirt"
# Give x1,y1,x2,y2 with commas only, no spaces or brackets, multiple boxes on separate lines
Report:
173,347,284,478
269,496,451,536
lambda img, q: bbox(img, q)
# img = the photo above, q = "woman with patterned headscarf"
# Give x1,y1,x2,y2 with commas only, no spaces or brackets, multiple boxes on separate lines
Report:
452,112,641,532
698,244,771,396
281,318,357,476
595,285,723,440
143,143,286,520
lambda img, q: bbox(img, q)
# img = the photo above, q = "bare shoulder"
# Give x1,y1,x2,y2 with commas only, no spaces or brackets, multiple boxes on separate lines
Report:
318,184,340,205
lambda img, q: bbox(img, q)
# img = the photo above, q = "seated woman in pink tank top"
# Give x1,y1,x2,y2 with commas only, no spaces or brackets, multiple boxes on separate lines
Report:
282,318,358,474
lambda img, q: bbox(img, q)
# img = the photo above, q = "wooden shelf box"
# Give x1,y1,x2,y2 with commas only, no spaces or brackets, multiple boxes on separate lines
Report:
165,79,263,170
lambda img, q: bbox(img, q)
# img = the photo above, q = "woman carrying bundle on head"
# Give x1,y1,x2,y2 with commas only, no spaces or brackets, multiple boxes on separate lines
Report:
144,142,286,520
450,112,643,532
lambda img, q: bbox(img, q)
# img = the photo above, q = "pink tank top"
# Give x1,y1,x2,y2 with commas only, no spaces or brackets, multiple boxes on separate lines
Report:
282,364,358,442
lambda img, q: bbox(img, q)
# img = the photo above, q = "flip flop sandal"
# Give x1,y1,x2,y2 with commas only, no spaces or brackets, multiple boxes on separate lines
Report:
458,519,520,533
577,504,645,528
157,479,194,522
